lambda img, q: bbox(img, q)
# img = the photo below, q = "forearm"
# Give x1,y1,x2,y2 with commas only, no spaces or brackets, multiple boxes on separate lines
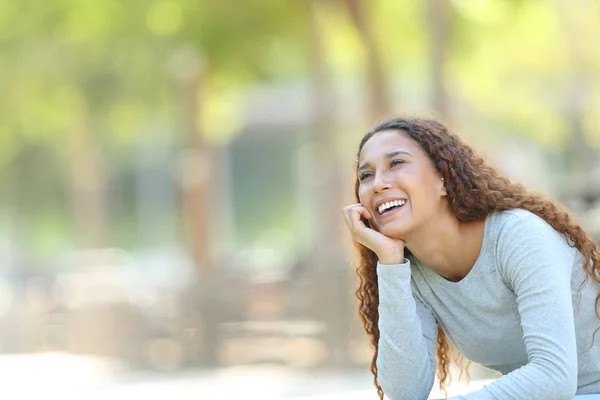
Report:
376,261,438,400
447,360,577,400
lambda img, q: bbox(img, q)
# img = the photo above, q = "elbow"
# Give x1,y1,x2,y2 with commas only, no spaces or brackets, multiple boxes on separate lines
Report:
540,359,578,400
376,359,434,400
377,375,408,400
556,362,578,399
557,372,578,400
377,379,415,400
375,362,403,400
554,380,577,400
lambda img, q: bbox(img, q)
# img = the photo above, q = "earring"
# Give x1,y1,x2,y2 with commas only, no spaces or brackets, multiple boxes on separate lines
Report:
441,178,445,181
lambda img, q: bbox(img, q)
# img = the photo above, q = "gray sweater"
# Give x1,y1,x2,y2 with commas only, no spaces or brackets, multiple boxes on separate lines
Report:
376,209,600,400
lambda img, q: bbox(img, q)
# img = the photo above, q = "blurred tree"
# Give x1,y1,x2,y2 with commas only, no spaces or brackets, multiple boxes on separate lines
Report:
169,0,310,274
66,109,108,249
342,0,391,120
445,0,568,147
0,1,117,250
554,0,597,176
166,0,312,365
425,0,452,119
307,0,352,367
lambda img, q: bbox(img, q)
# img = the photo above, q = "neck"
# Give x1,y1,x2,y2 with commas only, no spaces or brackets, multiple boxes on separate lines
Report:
402,212,486,282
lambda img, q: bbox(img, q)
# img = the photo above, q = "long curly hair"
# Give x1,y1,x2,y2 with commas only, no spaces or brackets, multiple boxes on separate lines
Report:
352,117,600,399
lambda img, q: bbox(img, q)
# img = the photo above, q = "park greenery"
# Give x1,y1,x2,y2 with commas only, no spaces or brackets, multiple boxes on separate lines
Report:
2,0,599,272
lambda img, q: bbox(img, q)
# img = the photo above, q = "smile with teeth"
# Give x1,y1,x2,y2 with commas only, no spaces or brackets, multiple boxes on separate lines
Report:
378,200,406,215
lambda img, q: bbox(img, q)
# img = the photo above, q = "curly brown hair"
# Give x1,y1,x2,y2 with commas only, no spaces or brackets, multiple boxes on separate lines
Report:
352,117,600,399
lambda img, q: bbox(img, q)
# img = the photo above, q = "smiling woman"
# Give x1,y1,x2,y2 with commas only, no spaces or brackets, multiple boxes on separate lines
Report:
342,117,600,400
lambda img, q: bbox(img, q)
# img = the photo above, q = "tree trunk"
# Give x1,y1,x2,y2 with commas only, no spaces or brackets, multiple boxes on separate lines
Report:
177,53,231,367
308,0,351,367
555,0,595,176
66,109,108,249
342,0,391,121
425,0,451,120
180,64,214,277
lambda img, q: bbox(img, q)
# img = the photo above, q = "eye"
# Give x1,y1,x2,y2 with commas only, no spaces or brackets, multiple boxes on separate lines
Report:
358,171,373,182
390,159,405,167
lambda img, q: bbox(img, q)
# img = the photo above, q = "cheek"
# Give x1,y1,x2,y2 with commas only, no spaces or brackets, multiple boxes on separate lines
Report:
411,184,443,208
357,186,369,204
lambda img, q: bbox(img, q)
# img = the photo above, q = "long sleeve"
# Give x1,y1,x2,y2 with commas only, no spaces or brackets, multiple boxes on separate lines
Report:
449,213,578,400
376,260,439,400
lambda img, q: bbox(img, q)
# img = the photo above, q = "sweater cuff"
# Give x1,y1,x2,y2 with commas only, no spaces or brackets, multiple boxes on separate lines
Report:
377,258,410,267
377,259,411,279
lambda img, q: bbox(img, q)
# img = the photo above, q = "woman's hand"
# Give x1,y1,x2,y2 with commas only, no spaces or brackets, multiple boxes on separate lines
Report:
342,203,406,265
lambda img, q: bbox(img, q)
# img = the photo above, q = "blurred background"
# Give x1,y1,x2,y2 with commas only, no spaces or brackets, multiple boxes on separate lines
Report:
1,0,600,398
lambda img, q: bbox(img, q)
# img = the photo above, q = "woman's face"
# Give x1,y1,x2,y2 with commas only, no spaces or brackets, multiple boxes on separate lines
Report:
357,129,447,238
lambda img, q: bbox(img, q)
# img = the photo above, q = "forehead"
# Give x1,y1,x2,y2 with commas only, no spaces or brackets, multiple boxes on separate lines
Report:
359,130,420,163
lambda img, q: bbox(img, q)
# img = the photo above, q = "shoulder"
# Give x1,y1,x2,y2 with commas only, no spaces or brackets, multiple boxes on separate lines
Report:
488,209,575,281
487,208,558,243
489,208,545,227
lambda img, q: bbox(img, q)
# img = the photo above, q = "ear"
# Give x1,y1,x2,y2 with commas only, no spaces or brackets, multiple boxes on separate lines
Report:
439,177,447,196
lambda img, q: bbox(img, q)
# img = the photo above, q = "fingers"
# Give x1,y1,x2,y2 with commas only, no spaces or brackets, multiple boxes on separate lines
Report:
342,203,372,232
342,204,406,262
355,205,373,221
342,204,372,219
342,204,383,252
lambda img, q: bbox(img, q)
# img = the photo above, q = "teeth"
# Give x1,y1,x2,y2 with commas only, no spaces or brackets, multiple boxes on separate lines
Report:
378,200,406,214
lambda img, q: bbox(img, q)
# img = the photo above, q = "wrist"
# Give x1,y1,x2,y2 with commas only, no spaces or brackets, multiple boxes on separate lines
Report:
378,258,406,265
378,249,406,265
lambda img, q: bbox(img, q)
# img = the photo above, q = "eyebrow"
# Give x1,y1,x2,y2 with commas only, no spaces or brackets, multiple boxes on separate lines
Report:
357,150,412,171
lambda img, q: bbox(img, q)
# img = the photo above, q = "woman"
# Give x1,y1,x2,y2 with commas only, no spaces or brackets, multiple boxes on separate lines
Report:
342,117,600,400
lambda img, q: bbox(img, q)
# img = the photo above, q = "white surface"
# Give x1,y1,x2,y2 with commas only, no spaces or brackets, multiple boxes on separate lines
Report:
0,353,594,399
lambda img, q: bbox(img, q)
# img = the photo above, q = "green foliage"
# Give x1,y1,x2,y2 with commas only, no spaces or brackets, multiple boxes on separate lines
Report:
1,0,599,259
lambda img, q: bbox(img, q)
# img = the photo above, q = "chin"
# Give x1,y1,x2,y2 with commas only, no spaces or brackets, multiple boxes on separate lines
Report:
378,223,409,240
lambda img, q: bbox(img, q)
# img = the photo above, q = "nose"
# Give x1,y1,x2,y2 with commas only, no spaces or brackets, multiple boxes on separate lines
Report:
372,172,391,194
